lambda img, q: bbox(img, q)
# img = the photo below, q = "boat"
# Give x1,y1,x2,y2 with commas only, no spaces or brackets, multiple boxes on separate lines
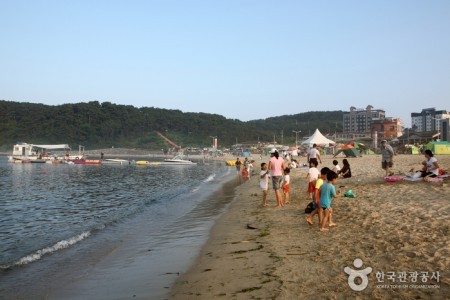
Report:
163,155,196,165
103,158,129,165
136,160,161,166
73,159,102,165
7,142,75,163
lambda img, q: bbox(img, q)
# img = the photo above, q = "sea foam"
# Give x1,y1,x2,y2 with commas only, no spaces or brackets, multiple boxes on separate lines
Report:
1,231,91,269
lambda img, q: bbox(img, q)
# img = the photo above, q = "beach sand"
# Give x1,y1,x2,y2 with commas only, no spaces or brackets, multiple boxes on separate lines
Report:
170,154,449,299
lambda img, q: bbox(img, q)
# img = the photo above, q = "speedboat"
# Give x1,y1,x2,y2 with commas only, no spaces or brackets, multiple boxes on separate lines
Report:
135,161,161,165
103,158,129,165
163,155,196,165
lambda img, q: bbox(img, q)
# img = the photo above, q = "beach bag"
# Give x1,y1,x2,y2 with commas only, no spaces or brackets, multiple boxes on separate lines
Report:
344,190,357,198
304,202,314,214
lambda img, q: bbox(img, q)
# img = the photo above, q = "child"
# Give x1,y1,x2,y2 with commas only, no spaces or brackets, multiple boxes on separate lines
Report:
340,159,352,178
320,171,342,232
282,167,291,204
306,161,320,200
332,160,341,174
260,163,269,207
306,167,330,227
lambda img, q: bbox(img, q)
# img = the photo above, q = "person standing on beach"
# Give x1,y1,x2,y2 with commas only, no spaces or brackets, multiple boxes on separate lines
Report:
380,140,394,176
268,149,286,207
235,157,242,175
320,171,342,232
282,167,291,204
260,163,269,207
307,144,322,167
306,160,320,200
306,167,330,227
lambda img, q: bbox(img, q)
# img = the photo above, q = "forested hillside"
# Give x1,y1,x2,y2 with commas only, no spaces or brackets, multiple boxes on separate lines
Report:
0,100,343,151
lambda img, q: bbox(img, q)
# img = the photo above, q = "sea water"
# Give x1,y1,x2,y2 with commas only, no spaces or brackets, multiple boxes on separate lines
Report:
0,156,239,299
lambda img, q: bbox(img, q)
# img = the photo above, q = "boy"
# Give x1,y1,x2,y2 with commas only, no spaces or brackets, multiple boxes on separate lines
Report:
282,167,291,204
260,163,269,207
332,160,341,174
320,171,342,232
306,161,320,200
306,167,330,227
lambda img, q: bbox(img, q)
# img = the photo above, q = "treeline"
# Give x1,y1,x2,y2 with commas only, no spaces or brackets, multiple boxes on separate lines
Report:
0,100,343,151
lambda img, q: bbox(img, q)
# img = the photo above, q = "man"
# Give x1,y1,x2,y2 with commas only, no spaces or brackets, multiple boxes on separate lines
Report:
307,144,322,167
380,140,394,176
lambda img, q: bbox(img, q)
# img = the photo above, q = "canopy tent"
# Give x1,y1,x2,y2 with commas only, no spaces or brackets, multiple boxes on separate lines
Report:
333,144,360,158
301,129,336,147
424,141,450,155
349,141,365,149
362,149,376,155
404,145,420,155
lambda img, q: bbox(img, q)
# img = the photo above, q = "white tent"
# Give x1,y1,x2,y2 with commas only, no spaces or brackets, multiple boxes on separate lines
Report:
301,129,335,147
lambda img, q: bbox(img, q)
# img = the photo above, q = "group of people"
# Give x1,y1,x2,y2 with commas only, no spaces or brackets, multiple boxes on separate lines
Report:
234,140,442,232
380,139,441,178
259,149,289,207
235,157,254,178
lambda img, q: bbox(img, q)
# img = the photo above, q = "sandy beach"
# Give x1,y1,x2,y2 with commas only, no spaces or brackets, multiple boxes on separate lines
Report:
170,154,449,299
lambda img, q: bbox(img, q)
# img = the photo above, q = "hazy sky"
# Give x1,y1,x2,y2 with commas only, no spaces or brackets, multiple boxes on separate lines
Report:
1,0,449,127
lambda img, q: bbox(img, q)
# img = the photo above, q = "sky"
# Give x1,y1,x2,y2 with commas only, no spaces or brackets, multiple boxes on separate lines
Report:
1,0,449,127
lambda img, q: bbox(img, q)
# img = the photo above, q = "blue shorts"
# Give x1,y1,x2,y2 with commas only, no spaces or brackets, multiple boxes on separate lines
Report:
320,201,331,209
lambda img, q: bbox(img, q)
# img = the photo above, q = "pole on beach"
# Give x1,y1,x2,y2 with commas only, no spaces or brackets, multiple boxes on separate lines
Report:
292,130,301,147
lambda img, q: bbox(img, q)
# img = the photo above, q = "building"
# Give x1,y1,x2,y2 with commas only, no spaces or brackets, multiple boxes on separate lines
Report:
411,108,450,132
343,105,386,134
371,118,403,140
441,119,450,142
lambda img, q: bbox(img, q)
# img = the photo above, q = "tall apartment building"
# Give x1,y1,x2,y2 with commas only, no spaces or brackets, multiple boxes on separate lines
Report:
411,108,450,132
343,105,386,133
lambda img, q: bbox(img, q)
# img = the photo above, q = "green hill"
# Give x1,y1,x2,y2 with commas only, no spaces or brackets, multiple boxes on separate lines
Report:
0,100,343,151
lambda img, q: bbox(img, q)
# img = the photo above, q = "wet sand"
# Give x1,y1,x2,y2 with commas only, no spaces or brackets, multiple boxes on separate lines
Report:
170,154,449,299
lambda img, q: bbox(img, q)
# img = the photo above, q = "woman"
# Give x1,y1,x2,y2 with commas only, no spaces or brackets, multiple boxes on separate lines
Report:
340,159,352,178
268,149,286,207
421,150,439,177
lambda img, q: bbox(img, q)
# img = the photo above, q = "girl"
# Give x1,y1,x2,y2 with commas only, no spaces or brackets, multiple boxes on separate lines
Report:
340,159,352,178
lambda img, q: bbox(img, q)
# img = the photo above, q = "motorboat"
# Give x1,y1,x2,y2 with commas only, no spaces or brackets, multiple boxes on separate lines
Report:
73,159,102,165
103,158,129,165
135,160,161,165
163,155,196,165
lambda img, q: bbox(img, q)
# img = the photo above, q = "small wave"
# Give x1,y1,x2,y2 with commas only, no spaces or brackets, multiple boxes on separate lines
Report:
1,231,91,269
203,174,216,183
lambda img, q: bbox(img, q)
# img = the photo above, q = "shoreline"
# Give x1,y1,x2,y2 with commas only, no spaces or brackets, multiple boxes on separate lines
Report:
0,158,239,300
170,154,449,299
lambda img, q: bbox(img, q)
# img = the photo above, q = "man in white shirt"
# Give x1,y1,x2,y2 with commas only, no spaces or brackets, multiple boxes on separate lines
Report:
307,144,322,167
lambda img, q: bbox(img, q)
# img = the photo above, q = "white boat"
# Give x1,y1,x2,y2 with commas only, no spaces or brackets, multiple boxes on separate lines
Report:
7,142,78,163
163,155,196,165
103,158,129,165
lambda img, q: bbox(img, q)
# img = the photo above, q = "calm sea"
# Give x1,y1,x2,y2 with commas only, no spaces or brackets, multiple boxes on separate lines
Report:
0,156,239,299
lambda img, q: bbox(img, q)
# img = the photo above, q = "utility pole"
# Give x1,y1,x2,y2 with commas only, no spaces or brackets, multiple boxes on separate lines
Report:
292,130,301,147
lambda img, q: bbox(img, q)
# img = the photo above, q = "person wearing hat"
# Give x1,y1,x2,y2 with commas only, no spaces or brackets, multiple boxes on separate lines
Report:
307,144,322,168
380,140,394,177
268,148,286,207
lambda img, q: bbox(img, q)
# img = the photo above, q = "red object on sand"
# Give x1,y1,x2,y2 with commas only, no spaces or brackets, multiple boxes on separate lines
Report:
384,176,403,183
